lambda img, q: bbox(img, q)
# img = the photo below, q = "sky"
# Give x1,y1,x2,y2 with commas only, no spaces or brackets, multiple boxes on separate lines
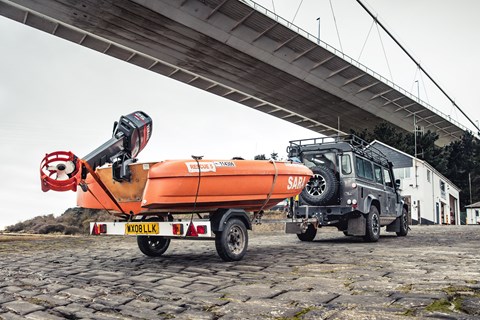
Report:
1,0,479,229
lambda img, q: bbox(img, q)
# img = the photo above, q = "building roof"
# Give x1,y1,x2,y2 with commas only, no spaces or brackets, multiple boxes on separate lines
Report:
370,140,461,192
465,201,480,208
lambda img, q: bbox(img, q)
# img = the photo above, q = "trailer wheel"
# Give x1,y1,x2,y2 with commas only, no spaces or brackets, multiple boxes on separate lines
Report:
215,218,248,262
396,207,409,237
364,205,380,242
297,224,317,242
137,236,170,257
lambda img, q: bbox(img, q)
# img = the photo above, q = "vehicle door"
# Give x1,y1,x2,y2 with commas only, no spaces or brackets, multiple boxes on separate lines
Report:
373,164,388,213
382,168,397,216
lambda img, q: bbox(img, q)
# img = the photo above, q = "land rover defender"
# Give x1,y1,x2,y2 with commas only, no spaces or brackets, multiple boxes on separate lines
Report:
286,135,409,242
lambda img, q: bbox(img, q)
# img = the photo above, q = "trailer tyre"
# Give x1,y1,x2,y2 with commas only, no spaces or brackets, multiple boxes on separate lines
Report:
297,224,317,242
364,205,380,242
215,218,248,262
300,165,338,206
396,207,409,237
137,236,170,257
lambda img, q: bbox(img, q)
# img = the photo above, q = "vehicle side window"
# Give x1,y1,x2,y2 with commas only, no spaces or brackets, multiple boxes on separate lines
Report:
356,157,373,180
374,165,383,184
341,154,352,174
383,168,393,187
363,160,374,180
356,157,365,178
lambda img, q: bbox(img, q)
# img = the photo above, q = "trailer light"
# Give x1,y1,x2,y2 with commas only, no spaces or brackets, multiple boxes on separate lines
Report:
172,224,184,235
352,199,357,205
351,183,357,189
91,223,107,235
347,199,352,205
196,225,207,235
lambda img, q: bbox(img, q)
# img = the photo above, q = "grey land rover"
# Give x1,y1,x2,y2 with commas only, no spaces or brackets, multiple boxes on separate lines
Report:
286,135,409,242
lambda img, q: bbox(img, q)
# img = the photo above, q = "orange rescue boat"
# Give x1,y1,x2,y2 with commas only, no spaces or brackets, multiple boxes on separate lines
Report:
77,159,311,215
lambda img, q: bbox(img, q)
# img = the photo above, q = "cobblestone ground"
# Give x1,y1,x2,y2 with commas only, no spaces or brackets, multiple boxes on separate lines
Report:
0,225,479,319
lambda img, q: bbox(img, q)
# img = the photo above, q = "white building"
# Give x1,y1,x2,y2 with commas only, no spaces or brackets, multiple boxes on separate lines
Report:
370,141,461,225
466,202,480,224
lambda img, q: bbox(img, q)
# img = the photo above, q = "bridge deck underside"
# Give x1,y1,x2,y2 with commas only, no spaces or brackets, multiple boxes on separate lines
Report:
0,0,465,145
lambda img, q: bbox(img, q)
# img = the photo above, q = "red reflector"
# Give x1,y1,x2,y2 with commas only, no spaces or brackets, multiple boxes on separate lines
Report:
99,224,107,234
92,223,99,235
172,224,184,235
196,225,207,235
186,223,198,237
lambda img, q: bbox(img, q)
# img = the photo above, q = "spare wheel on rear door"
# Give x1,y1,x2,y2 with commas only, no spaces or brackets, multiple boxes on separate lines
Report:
300,165,339,206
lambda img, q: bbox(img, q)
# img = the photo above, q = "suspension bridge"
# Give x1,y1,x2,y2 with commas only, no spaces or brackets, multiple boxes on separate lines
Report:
0,0,472,146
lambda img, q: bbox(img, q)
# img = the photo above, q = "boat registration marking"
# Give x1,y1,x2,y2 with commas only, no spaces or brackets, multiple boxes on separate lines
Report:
213,161,236,167
125,222,159,235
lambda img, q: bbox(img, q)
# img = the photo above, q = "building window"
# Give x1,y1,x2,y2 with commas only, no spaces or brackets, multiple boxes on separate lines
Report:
427,170,431,183
440,180,446,199
476,210,479,217
393,167,411,179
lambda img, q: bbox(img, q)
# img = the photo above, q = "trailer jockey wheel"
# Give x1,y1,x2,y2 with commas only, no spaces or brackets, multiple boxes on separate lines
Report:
215,218,248,262
137,217,170,257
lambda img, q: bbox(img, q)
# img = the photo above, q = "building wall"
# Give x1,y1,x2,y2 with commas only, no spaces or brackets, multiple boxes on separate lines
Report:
466,208,480,224
396,159,460,225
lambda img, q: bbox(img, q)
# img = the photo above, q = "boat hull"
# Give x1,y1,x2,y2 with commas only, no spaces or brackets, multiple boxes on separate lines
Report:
77,159,312,214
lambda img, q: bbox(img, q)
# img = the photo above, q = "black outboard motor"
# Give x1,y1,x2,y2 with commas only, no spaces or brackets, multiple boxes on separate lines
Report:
82,111,153,181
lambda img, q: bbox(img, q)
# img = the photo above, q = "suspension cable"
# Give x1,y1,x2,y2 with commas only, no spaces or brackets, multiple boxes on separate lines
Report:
329,0,344,52
356,0,479,133
375,22,393,81
358,19,374,60
271,0,276,14
291,0,303,23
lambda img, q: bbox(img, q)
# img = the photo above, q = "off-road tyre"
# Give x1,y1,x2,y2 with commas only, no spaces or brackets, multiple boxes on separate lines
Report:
364,205,380,242
297,224,317,242
137,236,171,257
300,165,338,206
215,218,248,262
396,207,409,236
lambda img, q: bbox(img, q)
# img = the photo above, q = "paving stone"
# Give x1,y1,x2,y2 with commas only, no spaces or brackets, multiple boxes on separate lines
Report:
124,299,160,310
92,294,134,307
219,283,284,299
129,274,163,283
31,294,70,307
3,301,44,315
0,312,25,320
118,305,161,319
24,311,64,320
60,287,98,299
461,297,480,316
155,278,190,288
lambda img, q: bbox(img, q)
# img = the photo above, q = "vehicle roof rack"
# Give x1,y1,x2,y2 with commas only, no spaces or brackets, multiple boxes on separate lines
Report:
289,134,390,167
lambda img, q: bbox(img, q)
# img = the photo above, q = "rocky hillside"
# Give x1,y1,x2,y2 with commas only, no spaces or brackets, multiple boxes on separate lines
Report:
4,208,113,235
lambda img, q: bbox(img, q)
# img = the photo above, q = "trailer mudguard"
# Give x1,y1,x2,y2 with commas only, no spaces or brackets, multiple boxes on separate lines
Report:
210,208,252,233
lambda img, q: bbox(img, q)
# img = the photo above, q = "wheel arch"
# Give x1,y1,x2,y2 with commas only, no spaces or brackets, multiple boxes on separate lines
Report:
210,208,252,232
365,196,381,215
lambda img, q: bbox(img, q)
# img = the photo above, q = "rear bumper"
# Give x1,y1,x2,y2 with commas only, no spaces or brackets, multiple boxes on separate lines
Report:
294,205,359,226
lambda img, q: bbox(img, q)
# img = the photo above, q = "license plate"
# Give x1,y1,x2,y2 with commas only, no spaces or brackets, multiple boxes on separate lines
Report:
125,222,159,235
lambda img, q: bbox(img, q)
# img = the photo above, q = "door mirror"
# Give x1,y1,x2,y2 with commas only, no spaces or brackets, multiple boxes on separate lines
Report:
395,179,401,189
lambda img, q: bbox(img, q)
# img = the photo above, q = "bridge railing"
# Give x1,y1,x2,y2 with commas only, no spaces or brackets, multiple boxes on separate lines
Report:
242,0,468,133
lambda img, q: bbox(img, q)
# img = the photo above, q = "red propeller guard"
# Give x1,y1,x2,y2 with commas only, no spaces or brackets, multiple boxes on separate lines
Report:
40,151,81,192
